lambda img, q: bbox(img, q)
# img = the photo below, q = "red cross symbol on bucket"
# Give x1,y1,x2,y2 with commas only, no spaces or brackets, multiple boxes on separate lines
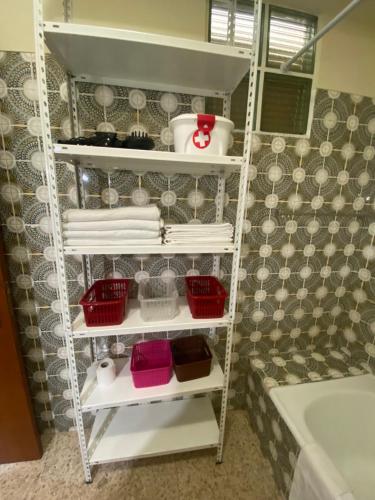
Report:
192,114,216,149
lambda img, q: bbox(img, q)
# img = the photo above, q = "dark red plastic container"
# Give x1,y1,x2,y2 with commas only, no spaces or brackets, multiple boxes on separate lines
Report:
79,279,130,327
171,335,212,382
185,275,227,319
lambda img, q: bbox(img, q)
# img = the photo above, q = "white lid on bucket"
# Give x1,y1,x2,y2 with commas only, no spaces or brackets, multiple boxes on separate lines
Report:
170,113,234,130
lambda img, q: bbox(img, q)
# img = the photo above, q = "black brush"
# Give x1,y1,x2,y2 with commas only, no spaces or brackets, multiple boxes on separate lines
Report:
122,131,154,150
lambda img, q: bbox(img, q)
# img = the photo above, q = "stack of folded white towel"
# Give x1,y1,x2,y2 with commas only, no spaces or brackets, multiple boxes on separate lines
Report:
163,223,233,245
62,205,162,246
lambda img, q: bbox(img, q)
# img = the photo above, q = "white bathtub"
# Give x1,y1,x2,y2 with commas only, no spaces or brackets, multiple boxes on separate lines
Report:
270,374,375,500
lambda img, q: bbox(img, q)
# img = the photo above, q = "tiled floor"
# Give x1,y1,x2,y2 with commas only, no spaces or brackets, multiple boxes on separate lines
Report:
0,410,280,500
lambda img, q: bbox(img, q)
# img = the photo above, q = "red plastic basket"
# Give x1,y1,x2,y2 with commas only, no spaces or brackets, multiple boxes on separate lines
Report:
185,276,228,319
79,279,130,327
131,340,172,388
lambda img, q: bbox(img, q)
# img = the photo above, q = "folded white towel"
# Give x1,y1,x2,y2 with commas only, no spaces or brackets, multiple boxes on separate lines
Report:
163,222,233,245
165,232,233,238
164,232,233,238
64,237,162,246
63,219,163,231
164,237,232,244
63,205,161,222
63,229,160,240
165,223,233,233
164,224,233,242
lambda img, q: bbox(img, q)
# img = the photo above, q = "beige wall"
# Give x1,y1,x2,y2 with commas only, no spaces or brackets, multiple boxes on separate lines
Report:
0,0,209,53
314,12,375,98
1,0,374,97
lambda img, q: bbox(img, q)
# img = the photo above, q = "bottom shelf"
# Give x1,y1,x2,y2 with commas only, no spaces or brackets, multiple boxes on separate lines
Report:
88,396,219,465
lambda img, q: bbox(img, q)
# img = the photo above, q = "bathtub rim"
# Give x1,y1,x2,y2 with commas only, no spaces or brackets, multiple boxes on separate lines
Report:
269,373,375,449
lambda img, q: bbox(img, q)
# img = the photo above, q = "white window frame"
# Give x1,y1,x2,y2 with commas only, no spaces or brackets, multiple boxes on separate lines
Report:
254,2,317,138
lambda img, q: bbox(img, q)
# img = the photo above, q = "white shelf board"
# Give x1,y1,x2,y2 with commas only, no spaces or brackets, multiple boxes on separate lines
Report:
43,22,251,96
54,144,242,176
81,355,224,412
72,297,230,338
64,243,234,256
88,396,219,464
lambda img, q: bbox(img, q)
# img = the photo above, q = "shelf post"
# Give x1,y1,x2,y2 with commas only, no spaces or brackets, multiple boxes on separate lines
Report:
209,92,230,341
66,74,95,360
227,0,237,45
33,0,92,483
216,0,263,463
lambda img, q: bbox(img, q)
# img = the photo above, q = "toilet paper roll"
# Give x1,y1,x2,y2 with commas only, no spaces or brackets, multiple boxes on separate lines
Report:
96,357,116,386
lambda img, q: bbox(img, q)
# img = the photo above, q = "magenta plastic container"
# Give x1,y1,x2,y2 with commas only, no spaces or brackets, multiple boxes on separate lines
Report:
130,340,172,388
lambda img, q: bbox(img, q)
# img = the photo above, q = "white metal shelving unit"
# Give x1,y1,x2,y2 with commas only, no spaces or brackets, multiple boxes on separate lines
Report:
33,0,262,483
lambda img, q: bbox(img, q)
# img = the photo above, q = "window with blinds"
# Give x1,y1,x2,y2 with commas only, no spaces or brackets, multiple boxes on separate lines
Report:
208,2,317,136
267,7,317,74
209,0,254,47
260,73,312,134
261,6,316,134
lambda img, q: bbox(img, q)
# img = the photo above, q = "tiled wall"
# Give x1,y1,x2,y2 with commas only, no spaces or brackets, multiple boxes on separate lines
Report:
230,89,375,404
0,50,374,431
0,52,72,431
247,365,301,499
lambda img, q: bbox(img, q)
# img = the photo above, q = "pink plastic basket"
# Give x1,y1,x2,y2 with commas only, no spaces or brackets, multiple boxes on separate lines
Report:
130,340,172,388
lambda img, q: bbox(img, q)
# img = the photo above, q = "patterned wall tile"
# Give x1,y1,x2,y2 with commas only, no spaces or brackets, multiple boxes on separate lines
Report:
0,52,72,431
229,89,375,406
0,49,374,430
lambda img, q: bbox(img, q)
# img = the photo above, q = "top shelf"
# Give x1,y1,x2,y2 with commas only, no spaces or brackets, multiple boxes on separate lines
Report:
43,22,251,97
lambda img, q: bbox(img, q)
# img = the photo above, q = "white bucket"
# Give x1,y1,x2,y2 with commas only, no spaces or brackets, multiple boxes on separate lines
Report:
170,113,234,156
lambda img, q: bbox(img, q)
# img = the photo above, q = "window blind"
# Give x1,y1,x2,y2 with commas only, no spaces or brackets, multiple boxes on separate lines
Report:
209,0,254,47
260,72,312,134
267,7,317,74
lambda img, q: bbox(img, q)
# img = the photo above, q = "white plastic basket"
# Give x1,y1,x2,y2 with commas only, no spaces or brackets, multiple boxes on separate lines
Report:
170,113,234,156
138,277,179,322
